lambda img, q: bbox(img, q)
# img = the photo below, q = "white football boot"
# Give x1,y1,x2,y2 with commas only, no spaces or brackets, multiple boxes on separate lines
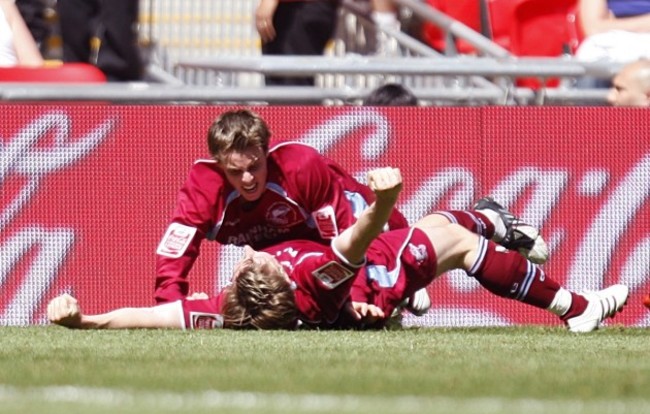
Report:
566,284,629,333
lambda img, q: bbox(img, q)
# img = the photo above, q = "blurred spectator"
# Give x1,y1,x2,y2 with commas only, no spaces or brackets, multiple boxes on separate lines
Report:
15,0,49,49
0,0,43,66
371,0,399,29
57,0,143,81
371,0,400,55
576,0,650,64
255,0,340,86
365,83,418,106
607,59,650,106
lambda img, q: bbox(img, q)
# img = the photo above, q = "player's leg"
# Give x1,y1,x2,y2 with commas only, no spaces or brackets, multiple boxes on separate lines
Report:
419,223,628,333
421,198,548,264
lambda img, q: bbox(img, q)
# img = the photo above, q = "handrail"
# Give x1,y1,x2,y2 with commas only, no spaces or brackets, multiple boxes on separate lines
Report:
175,55,617,79
0,82,607,105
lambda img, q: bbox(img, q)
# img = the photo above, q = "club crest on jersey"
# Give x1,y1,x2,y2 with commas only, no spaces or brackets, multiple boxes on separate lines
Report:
190,312,224,329
266,202,302,227
312,206,338,239
156,223,197,258
408,243,428,264
312,261,355,289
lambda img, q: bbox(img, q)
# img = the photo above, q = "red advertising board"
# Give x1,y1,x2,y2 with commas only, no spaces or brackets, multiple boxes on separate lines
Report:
1,105,648,327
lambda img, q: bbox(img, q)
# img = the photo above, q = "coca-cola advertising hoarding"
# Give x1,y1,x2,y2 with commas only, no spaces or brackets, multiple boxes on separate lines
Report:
1,105,648,327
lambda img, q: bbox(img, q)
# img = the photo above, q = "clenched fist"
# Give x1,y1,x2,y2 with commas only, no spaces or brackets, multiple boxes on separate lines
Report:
367,167,402,203
47,293,82,328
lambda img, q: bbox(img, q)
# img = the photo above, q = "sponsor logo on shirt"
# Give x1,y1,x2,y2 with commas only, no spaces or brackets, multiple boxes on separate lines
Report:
157,223,197,258
312,261,355,289
408,243,428,264
190,312,224,329
266,202,301,227
312,206,338,239
223,219,240,227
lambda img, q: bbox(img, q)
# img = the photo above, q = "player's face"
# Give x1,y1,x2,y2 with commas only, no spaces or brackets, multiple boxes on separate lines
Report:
221,147,268,201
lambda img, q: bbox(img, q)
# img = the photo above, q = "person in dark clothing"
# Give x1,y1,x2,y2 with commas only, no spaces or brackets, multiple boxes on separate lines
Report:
57,0,143,81
255,0,340,86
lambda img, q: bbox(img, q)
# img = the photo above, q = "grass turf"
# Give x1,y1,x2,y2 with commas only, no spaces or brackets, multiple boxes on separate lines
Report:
1,326,649,414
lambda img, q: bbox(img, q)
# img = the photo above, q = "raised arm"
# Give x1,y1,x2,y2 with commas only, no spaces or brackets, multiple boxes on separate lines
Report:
332,167,402,265
47,294,183,329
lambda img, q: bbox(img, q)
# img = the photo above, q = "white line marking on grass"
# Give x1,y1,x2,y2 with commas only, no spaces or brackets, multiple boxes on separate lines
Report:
0,385,648,414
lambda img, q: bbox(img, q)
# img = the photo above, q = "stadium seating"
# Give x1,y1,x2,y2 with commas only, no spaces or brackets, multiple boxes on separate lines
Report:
421,0,581,88
509,0,580,57
0,62,107,83
508,0,580,88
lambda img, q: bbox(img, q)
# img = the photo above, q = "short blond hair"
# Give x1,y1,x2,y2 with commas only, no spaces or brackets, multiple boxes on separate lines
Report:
207,109,271,163
221,258,297,330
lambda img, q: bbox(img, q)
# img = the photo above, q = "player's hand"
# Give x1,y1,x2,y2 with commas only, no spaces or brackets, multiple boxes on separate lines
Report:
347,301,385,324
186,292,209,300
255,0,278,43
47,293,82,328
367,167,403,204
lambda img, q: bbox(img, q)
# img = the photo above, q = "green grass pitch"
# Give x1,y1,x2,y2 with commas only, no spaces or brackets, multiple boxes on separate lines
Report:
1,326,649,414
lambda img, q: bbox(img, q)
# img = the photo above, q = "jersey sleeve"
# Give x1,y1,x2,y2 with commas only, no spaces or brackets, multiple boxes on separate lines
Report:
179,292,226,330
154,161,224,303
276,145,358,240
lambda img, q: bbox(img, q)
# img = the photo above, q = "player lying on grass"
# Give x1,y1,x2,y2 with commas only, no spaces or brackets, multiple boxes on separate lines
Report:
48,167,628,333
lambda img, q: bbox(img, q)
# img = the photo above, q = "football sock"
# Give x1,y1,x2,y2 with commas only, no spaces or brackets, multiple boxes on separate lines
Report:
468,237,561,309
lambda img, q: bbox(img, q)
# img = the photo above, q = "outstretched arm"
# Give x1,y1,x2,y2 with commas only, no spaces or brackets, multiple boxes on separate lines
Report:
47,294,183,329
332,167,403,265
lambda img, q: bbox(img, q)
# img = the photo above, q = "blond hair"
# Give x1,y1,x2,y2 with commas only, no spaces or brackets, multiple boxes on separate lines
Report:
222,258,297,330
207,109,271,163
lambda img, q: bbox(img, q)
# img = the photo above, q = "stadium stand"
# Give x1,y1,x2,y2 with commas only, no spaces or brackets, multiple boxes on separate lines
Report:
0,0,619,105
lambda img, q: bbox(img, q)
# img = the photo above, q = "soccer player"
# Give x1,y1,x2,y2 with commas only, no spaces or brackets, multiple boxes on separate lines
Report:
153,109,415,305
223,196,628,333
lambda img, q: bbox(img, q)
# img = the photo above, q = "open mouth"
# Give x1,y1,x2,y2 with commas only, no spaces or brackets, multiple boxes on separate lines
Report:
242,183,258,194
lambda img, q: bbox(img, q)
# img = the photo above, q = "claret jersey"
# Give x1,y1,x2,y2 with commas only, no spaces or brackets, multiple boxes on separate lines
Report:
262,240,363,326
155,143,408,303
262,227,438,328
176,228,437,330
